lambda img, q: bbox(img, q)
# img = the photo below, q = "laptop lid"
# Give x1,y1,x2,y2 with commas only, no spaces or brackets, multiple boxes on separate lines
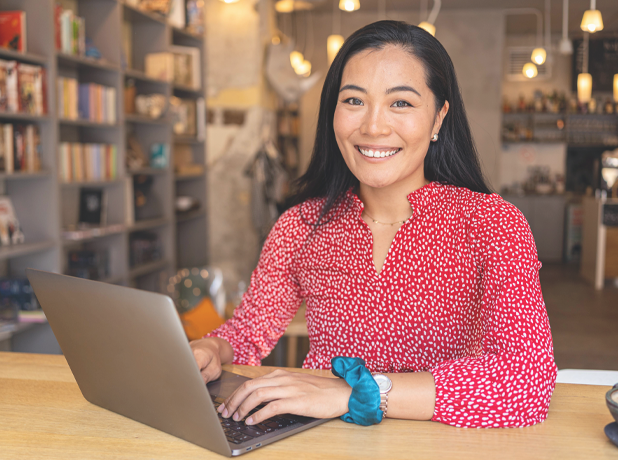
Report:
26,269,232,457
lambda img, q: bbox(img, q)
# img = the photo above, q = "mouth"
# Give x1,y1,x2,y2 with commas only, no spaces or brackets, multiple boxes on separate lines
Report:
356,146,402,159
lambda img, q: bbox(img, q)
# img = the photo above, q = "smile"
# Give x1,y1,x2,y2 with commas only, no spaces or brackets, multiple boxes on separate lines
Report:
356,146,401,158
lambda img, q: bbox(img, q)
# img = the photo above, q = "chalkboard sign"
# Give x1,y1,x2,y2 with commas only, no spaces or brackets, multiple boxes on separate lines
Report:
572,37,618,92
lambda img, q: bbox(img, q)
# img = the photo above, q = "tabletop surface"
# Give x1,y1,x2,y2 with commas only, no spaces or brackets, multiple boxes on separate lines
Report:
1,352,617,459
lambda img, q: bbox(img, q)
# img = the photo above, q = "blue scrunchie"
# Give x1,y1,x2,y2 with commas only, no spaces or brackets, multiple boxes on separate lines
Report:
331,356,382,425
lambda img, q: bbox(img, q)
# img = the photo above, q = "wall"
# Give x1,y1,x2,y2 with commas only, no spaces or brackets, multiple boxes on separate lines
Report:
298,9,505,189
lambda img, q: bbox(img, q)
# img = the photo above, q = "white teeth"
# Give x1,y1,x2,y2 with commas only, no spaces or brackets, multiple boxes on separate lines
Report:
358,147,399,158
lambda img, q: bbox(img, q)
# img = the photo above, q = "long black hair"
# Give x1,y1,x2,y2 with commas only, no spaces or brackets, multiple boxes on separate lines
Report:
292,20,492,223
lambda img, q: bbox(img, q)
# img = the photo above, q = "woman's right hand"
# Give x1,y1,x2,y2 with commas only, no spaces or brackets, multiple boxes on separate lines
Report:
189,337,234,383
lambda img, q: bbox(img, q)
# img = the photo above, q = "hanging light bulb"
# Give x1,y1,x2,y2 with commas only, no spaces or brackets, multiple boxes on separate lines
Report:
418,22,435,36
577,73,593,102
613,75,618,103
295,60,312,77
531,48,547,65
275,0,313,12
523,63,538,79
290,51,304,71
581,9,603,33
338,0,359,12
220,0,239,3
327,35,344,65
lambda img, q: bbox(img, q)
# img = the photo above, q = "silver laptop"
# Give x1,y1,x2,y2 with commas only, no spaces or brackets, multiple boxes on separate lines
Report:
26,269,329,456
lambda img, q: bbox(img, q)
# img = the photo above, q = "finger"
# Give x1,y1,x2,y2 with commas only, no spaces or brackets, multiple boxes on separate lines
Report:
233,386,294,422
246,399,292,425
222,377,286,419
200,359,222,383
192,347,214,371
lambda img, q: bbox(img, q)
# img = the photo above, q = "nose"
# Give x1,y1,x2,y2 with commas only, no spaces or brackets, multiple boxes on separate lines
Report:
359,106,391,137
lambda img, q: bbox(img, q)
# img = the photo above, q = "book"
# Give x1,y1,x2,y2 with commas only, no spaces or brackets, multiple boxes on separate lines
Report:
17,63,44,115
0,60,19,113
78,188,106,226
186,0,204,36
58,142,117,183
0,11,27,52
169,96,196,136
0,195,25,246
145,52,174,82
67,249,109,280
2,124,13,173
168,0,186,28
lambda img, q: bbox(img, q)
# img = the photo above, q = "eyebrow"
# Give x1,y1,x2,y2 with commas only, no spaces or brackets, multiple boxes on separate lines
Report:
339,84,421,97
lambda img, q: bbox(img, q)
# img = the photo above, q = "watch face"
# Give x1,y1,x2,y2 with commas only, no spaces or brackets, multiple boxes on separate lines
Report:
373,374,392,393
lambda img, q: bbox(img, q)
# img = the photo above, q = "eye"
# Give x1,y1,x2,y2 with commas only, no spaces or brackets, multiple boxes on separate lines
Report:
392,100,411,108
342,97,363,106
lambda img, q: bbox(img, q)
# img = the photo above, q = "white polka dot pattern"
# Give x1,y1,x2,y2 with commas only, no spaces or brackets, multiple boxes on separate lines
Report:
206,182,557,428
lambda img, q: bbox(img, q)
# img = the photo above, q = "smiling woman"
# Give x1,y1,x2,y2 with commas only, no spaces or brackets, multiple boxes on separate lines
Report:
191,21,557,431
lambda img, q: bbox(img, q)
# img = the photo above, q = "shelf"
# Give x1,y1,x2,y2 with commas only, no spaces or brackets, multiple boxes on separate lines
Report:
57,53,120,72
171,26,204,42
0,171,51,181
173,84,203,96
124,114,169,125
0,240,56,261
122,3,167,25
124,68,170,85
175,172,206,181
60,179,124,188
0,112,49,122
176,209,205,224
62,224,126,244
59,118,118,128
129,217,170,232
173,135,204,144
129,259,170,279
0,48,48,65
127,167,168,175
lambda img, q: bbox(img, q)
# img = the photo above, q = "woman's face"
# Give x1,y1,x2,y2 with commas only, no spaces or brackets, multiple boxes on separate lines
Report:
333,45,448,192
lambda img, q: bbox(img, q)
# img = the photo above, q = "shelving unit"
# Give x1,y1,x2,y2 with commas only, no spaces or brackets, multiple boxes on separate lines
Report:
0,0,209,352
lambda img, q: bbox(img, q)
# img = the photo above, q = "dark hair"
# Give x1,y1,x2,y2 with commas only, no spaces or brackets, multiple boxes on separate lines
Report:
292,20,492,223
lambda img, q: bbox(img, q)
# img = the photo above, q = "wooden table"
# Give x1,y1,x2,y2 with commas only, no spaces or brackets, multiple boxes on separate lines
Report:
1,352,617,459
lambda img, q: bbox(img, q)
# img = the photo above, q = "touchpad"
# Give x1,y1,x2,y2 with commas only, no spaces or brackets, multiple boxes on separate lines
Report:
206,371,250,398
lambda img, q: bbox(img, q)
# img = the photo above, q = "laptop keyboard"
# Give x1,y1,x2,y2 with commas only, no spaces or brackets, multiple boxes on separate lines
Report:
211,395,299,445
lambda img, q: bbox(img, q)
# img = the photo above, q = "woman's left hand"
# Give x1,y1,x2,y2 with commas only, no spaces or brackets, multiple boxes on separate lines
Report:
218,369,352,425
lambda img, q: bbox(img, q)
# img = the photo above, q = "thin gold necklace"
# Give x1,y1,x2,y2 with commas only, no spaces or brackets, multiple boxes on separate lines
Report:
363,211,407,226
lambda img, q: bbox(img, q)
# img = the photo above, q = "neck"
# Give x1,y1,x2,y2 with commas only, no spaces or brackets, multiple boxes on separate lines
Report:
359,176,429,222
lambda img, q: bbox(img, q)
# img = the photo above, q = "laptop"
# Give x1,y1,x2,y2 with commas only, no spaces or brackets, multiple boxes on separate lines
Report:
26,269,329,456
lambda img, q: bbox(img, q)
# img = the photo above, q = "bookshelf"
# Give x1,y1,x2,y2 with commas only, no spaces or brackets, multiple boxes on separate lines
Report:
0,0,208,352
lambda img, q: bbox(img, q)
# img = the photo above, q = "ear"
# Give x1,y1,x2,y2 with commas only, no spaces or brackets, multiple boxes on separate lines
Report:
432,100,449,134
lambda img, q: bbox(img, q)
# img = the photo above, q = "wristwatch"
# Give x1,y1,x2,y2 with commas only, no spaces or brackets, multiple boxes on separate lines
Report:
372,373,393,419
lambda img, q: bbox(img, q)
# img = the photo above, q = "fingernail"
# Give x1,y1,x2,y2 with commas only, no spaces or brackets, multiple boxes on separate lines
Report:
232,412,239,421
217,403,225,413
246,417,254,425
222,408,229,418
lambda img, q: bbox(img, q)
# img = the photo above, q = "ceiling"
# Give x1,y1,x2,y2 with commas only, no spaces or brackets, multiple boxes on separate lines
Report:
304,0,618,35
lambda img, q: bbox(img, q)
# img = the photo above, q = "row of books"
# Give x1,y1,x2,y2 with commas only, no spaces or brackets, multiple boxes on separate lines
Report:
58,142,118,183
67,249,109,281
0,123,41,174
130,231,162,267
0,11,27,53
57,78,117,124
54,4,85,57
0,60,47,115
128,0,204,35
145,46,201,90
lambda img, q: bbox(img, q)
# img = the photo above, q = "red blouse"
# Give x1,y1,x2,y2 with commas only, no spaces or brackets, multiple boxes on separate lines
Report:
207,182,557,428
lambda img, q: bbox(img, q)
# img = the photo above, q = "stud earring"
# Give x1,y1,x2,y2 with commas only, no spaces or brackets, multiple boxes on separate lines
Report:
431,133,438,142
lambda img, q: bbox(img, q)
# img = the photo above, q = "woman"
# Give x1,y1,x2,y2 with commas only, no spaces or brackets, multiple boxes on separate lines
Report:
190,20,557,429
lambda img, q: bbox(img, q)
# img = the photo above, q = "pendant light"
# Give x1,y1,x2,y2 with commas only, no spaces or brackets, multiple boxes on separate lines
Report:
339,0,359,12
531,48,546,65
577,33,592,102
559,0,573,55
327,0,344,65
523,63,538,79
531,0,550,65
581,0,603,33
275,0,313,13
418,0,440,37
220,0,239,3
613,75,618,103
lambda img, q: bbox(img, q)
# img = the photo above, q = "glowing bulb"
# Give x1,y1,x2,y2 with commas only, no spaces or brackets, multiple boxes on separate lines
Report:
581,10,603,33
531,48,546,65
523,62,538,79
338,0,359,12
295,60,312,77
577,73,592,103
290,51,304,70
418,22,436,36
220,0,239,3
327,35,344,65
614,74,618,103
275,0,294,12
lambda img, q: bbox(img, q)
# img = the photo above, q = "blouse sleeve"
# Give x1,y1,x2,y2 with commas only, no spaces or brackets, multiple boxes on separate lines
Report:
429,195,557,428
205,208,304,365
